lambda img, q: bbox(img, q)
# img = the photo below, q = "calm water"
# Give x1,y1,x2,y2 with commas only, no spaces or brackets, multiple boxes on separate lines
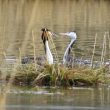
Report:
0,87,110,110
0,1,110,110
0,0,110,63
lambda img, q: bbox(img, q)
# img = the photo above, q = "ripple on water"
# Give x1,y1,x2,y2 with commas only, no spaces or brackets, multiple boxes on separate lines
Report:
6,89,64,96
0,105,105,110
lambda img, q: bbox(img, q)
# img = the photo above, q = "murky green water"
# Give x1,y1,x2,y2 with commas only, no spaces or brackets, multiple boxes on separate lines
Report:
0,87,110,110
0,0,109,62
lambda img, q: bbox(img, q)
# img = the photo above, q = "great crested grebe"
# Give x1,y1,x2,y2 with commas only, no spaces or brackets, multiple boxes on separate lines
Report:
21,28,54,65
41,28,53,65
60,32,77,65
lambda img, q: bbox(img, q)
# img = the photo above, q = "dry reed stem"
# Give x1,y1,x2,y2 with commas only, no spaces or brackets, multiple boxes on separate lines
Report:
3,51,6,59
49,34,59,63
19,48,21,64
49,34,61,76
107,31,110,73
100,32,106,67
91,33,97,68
103,32,107,63
32,30,37,69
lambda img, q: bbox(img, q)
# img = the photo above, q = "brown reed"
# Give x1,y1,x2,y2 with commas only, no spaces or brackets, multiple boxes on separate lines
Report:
32,30,37,69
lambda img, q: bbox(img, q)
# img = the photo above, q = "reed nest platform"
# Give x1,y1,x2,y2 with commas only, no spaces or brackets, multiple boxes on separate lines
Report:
0,62,110,87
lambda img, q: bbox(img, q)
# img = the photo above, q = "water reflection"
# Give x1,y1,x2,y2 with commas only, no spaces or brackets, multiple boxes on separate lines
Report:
0,87,110,110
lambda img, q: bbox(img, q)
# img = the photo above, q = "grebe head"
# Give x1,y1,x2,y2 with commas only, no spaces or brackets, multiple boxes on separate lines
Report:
60,31,77,40
41,28,52,44
41,28,50,31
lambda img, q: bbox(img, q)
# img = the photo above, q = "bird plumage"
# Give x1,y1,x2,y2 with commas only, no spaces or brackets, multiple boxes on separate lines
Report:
41,28,53,65
60,32,77,65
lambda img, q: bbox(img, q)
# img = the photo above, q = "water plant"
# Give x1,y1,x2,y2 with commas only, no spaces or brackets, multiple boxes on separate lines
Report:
4,63,109,87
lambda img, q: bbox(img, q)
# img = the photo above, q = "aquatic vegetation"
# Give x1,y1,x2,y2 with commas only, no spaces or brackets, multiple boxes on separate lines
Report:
3,63,109,87
73,67,106,86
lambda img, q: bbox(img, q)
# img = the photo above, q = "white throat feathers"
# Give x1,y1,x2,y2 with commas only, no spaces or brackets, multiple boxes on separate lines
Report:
45,40,53,64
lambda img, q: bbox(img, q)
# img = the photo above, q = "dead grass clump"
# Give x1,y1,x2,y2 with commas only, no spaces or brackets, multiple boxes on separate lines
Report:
13,64,38,86
5,64,109,87
73,67,106,86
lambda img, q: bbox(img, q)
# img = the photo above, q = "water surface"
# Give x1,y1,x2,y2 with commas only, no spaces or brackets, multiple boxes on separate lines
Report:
0,87,110,110
0,0,109,62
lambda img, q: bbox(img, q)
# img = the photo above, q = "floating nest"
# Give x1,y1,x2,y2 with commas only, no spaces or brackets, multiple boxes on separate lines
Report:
2,64,109,87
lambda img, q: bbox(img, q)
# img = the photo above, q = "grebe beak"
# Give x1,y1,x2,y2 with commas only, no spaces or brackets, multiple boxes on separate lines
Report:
41,28,59,38
59,33,68,36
